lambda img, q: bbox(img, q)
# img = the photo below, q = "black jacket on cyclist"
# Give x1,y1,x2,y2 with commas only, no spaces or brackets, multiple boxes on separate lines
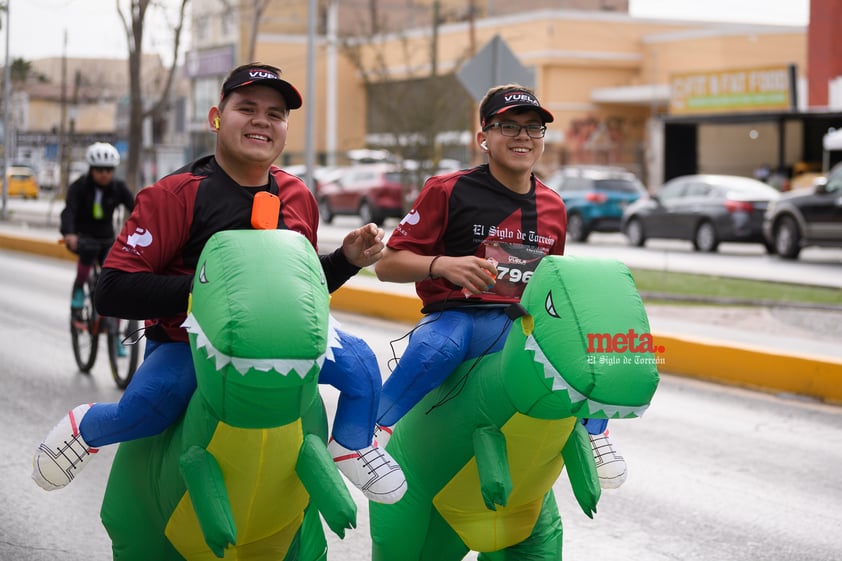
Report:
60,172,135,240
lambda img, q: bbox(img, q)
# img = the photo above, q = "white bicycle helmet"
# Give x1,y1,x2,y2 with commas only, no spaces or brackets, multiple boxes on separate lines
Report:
86,142,121,168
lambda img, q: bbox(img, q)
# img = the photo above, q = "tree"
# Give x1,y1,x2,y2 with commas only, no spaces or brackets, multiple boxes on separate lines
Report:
245,0,272,62
10,58,32,83
117,0,189,193
338,0,474,202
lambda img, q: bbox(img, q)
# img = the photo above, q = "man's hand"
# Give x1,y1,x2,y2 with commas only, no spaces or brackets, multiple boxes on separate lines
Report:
341,223,385,268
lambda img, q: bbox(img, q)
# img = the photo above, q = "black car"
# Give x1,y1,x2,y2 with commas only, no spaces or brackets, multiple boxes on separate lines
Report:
762,162,842,259
543,166,646,242
621,174,780,252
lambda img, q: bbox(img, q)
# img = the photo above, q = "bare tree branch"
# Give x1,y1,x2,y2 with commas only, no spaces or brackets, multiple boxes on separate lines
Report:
117,0,189,192
142,0,189,121
246,0,273,62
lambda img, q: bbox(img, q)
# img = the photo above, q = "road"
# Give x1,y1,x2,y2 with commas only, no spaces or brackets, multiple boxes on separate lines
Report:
1,250,842,561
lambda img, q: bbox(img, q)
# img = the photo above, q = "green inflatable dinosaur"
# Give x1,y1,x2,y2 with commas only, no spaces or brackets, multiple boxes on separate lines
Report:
100,229,356,561
370,256,661,561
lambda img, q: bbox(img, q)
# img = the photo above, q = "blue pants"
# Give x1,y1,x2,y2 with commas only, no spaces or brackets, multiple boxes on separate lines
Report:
377,308,511,427
79,328,381,450
376,307,608,435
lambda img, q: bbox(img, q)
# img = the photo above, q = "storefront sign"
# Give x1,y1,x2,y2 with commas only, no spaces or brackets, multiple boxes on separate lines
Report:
670,65,794,114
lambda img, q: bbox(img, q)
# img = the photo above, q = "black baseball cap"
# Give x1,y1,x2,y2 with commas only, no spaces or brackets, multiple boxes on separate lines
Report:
220,66,303,110
480,89,554,127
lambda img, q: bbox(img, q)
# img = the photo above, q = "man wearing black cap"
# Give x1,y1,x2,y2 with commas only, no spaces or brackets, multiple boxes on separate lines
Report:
370,82,565,431
33,63,407,504
370,84,632,490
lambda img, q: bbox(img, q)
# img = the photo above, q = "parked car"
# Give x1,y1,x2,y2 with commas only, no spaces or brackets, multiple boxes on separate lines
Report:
316,164,414,225
762,162,842,259
621,174,780,252
543,166,646,242
3,165,40,199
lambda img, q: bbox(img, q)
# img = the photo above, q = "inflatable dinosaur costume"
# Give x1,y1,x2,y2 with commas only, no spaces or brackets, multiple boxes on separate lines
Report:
370,256,661,561
100,229,356,561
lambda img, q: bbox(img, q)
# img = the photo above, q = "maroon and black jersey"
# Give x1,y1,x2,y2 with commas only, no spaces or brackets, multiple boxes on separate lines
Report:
100,155,353,342
387,164,567,312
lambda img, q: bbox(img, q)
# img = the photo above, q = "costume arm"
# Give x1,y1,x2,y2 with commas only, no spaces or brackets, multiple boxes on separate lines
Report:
561,422,600,518
473,425,512,511
296,434,357,538
179,445,236,558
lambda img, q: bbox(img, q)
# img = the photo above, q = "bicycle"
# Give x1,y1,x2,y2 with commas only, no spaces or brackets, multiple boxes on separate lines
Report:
67,237,141,389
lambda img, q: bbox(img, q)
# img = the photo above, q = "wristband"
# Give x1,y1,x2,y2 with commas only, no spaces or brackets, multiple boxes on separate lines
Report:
428,255,442,279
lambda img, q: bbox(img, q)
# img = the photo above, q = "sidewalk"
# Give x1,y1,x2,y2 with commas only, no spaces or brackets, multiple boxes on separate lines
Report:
2,205,841,405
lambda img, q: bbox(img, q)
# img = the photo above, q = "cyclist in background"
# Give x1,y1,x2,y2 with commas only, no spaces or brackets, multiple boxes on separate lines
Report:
60,142,135,311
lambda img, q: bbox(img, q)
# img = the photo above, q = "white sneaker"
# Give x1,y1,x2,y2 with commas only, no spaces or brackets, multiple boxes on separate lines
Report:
589,429,627,489
32,404,99,491
373,424,393,449
328,438,406,504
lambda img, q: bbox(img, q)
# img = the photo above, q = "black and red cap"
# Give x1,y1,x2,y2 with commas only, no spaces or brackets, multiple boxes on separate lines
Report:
220,66,303,110
480,89,554,127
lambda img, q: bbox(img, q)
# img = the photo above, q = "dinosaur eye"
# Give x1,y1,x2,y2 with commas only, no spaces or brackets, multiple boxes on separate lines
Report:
198,262,209,284
545,291,559,318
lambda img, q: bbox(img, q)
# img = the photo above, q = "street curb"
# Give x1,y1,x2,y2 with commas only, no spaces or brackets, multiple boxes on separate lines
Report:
5,230,842,406
0,232,75,262
654,334,842,404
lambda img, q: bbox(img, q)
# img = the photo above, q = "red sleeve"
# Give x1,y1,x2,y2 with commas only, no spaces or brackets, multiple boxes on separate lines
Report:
386,175,450,256
103,178,194,277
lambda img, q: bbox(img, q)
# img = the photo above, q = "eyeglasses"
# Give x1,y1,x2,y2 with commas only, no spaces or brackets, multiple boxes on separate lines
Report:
92,167,115,173
483,122,547,139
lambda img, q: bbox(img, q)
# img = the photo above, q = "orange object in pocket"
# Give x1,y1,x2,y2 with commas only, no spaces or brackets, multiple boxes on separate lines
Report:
251,191,281,230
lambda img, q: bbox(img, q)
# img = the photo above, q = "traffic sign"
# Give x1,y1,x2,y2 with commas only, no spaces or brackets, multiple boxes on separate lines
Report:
457,35,535,103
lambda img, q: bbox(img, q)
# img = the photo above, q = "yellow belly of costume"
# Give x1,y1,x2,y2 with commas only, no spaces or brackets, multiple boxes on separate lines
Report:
433,414,576,552
165,421,308,560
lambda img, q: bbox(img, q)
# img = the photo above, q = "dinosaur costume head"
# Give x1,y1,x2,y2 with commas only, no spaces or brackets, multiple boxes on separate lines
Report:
502,255,659,419
182,229,332,429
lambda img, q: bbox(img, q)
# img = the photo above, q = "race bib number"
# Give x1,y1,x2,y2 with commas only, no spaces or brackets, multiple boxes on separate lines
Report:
483,242,547,299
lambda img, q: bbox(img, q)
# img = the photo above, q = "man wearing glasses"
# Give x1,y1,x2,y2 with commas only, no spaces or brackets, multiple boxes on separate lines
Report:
60,142,135,311
374,83,628,489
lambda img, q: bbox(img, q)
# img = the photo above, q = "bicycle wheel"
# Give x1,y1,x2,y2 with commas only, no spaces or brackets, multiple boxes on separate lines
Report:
106,318,141,389
70,283,99,373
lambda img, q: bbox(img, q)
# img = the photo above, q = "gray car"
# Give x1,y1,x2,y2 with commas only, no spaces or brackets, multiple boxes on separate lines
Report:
762,162,842,259
621,174,780,252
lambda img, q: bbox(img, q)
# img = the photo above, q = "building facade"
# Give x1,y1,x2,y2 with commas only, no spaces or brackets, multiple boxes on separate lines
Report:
7,1,840,193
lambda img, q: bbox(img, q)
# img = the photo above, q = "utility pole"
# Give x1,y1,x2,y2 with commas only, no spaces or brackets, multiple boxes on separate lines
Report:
303,0,316,193
326,0,337,168
58,30,68,199
1,0,11,220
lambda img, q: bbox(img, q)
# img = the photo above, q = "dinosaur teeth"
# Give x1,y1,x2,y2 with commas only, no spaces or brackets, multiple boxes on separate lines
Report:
525,336,587,403
525,334,648,418
182,313,341,378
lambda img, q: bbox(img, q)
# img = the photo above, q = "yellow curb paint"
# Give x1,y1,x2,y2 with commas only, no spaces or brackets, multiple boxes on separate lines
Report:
331,285,422,324
0,233,75,262
656,334,842,405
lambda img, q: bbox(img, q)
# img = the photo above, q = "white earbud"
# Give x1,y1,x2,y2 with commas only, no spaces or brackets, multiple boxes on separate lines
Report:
480,140,488,151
